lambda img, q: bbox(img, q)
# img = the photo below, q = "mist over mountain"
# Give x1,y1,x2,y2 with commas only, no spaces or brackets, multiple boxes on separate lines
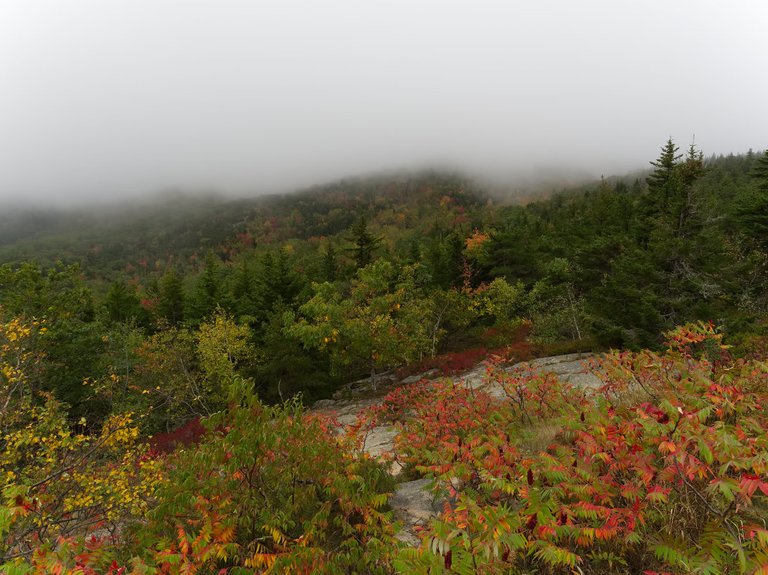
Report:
2,1,766,206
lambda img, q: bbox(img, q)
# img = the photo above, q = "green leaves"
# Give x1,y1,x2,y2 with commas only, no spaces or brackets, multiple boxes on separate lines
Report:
383,323,768,574
136,397,396,574
286,261,436,385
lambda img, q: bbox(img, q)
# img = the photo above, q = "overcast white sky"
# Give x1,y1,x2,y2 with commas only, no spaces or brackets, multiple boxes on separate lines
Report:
1,0,766,205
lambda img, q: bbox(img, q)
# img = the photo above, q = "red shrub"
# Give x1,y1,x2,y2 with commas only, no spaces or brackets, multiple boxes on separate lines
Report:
149,417,206,454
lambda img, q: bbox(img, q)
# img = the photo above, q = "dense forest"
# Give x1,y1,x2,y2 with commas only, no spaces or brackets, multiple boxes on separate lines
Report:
1,141,768,573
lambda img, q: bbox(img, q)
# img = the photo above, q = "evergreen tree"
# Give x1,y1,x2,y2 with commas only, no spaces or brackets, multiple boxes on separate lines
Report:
322,243,338,282
673,143,705,236
103,280,147,326
157,268,185,326
407,238,421,265
249,250,304,330
482,208,540,285
346,216,381,269
737,149,768,249
286,261,434,389
425,232,463,289
444,232,465,288
190,251,224,322
754,149,768,193
232,258,256,320
646,138,683,215
0,263,103,420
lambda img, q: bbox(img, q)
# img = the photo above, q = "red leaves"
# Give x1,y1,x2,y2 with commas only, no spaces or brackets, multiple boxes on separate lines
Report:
398,347,503,378
637,402,670,424
346,327,768,571
740,474,768,500
14,494,37,513
149,417,206,454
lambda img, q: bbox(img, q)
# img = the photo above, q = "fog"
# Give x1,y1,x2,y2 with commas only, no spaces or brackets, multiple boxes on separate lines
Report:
1,0,766,206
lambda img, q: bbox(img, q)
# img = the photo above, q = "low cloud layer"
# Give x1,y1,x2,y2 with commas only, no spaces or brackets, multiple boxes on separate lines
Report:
1,0,766,205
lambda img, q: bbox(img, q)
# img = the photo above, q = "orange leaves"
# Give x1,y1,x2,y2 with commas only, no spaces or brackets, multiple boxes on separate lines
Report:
465,228,490,252
658,440,677,455
663,321,727,358
12,322,768,574
244,552,278,569
535,524,557,539
391,327,768,573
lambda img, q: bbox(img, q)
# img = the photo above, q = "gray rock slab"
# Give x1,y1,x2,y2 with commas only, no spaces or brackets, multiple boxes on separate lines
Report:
523,353,602,387
391,478,444,546
363,425,397,458
401,368,440,384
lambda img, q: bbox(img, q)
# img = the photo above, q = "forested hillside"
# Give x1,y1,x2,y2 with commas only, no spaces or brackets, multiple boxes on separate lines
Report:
2,142,768,573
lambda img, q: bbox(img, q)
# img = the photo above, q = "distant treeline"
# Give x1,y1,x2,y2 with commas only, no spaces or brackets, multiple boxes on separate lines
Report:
1,143,767,423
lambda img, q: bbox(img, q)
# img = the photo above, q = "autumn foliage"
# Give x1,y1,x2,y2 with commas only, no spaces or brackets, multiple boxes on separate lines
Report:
387,323,768,573
3,322,768,573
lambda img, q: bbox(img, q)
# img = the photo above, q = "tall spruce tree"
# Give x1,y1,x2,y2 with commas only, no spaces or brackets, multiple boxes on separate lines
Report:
103,280,146,326
644,138,683,224
322,243,338,282
190,251,224,323
347,216,381,269
737,149,768,249
157,268,185,326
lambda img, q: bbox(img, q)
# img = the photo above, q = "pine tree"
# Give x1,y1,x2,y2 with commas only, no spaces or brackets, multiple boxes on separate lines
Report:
190,251,223,322
637,138,705,245
103,280,145,325
157,268,185,326
232,258,255,317
322,243,338,282
737,148,768,248
645,138,683,218
346,216,381,269
674,142,705,236
753,149,768,192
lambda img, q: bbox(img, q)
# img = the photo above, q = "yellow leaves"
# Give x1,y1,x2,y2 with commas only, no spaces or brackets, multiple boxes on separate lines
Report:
196,311,250,389
3,318,32,343
269,526,287,545
1,364,19,383
100,413,140,450
245,552,277,568
1,316,46,424
2,398,165,544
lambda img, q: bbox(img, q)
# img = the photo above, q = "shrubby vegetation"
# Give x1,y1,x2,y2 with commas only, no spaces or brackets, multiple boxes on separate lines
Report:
387,323,768,573
1,143,768,572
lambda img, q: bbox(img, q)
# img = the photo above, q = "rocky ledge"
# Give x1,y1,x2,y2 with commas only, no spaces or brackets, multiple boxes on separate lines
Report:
312,352,601,546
